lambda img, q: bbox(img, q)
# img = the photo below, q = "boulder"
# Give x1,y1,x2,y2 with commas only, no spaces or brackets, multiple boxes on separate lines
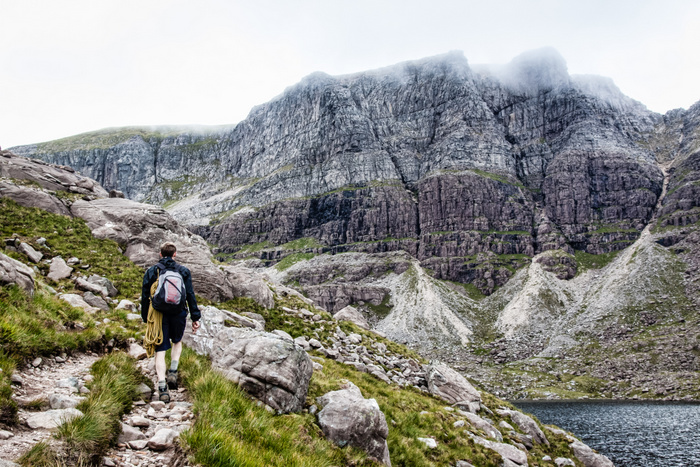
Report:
59,294,99,313
424,362,481,409
116,299,137,311
334,305,370,329
82,291,110,311
183,310,313,413
128,343,148,360
316,382,391,466
555,459,576,467
18,242,43,263
75,276,107,297
471,435,528,466
461,411,503,441
0,252,35,295
26,408,83,429
496,409,549,446
47,256,72,282
222,264,275,309
87,275,118,297
570,441,614,467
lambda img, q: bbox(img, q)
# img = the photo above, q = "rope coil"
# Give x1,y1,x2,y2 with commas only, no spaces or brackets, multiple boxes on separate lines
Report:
143,281,163,358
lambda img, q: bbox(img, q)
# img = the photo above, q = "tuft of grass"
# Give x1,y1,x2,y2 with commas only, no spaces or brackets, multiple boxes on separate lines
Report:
574,249,621,272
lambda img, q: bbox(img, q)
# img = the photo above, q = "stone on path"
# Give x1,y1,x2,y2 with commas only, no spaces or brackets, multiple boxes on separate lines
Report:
148,428,178,451
26,408,83,429
128,343,148,360
118,423,146,444
0,430,14,440
49,394,83,409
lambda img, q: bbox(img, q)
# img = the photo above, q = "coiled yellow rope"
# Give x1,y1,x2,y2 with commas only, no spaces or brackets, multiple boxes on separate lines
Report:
143,281,163,358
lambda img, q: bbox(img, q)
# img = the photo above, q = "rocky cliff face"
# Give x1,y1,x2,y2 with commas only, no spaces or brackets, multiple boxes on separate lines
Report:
12,48,676,295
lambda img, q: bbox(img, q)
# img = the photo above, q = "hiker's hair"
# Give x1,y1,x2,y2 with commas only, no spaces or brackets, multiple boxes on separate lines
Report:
160,242,177,258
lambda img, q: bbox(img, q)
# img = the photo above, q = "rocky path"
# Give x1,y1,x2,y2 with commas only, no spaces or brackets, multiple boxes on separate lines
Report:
0,351,195,467
102,357,194,467
0,352,99,464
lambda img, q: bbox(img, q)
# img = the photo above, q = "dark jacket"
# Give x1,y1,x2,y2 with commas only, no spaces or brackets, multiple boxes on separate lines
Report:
141,256,201,323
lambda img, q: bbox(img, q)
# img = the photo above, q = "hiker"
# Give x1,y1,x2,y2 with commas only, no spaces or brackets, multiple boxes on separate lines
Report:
141,241,201,402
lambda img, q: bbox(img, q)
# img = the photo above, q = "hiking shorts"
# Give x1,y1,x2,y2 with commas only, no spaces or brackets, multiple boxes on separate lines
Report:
155,308,188,352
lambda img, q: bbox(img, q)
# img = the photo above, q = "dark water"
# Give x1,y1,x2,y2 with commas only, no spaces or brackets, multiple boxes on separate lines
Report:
513,400,700,467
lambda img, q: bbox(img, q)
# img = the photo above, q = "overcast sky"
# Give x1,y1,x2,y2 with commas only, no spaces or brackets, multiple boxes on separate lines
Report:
2,0,699,149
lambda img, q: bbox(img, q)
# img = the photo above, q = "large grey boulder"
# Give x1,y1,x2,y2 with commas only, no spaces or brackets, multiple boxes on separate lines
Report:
425,362,481,410
47,256,72,282
87,274,118,297
496,409,549,446
221,264,274,309
570,441,614,467
183,310,312,414
461,411,503,441
316,382,391,466
59,294,99,313
0,252,35,295
334,305,370,330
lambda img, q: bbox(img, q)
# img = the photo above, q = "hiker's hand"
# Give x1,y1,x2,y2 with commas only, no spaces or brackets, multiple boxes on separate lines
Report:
192,321,201,334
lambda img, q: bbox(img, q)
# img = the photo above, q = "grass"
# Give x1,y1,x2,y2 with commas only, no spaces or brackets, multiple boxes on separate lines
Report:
573,249,621,272
18,352,146,466
279,237,325,251
275,253,316,271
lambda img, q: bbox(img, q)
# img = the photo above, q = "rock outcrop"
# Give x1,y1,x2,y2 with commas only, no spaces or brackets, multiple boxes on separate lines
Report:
0,252,35,295
316,382,391,466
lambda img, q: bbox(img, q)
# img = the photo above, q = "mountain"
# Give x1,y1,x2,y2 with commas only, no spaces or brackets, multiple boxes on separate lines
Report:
10,48,700,399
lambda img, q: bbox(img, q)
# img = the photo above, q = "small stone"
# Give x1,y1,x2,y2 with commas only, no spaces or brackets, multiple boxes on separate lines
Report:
118,423,146,443
554,458,575,467
102,458,116,467
116,299,137,311
456,461,475,467
128,343,147,360
128,439,149,450
308,338,323,349
80,386,91,394
84,374,94,382
55,356,66,363
454,420,465,427
49,394,83,409
137,382,152,397
417,437,437,449
130,416,151,427
57,377,80,389
19,242,43,263
26,408,83,429
0,430,14,440
126,313,142,320
10,373,23,385
148,428,177,451
32,357,42,367
150,401,166,411
542,455,552,461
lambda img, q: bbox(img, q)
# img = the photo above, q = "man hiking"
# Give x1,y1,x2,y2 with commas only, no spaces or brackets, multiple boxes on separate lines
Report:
141,241,201,402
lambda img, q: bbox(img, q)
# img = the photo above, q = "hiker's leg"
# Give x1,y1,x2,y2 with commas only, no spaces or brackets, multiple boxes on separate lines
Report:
170,341,182,370
155,350,167,383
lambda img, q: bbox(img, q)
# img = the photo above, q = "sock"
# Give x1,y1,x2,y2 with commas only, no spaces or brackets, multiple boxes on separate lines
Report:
158,380,167,391
170,360,179,372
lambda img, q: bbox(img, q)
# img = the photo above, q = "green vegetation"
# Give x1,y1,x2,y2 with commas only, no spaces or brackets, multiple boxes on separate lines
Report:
365,294,393,319
35,127,173,153
19,352,146,466
471,169,526,190
280,237,325,251
275,253,317,271
236,241,274,254
573,249,621,272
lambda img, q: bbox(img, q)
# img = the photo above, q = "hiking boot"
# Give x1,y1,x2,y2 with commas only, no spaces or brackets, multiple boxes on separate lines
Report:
166,370,178,390
158,386,170,403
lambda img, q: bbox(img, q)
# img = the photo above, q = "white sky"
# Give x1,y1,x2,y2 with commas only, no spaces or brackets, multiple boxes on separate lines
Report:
2,0,699,149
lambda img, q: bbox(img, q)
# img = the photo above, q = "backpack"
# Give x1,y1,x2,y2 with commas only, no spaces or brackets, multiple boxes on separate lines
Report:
151,263,187,313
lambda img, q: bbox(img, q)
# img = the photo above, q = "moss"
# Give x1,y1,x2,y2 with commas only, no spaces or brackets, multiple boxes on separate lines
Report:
574,249,621,272
279,237,325,251
275,253,316,271
365,293,393,318
471,169,526,190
